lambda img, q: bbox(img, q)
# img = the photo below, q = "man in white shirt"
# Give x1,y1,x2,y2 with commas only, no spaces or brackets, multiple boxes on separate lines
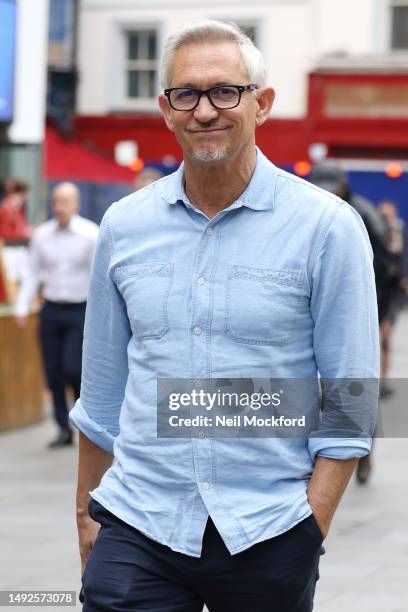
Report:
15,182,99,448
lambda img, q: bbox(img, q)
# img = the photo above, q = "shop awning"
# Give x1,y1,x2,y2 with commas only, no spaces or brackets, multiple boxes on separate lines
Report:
43,125,135,183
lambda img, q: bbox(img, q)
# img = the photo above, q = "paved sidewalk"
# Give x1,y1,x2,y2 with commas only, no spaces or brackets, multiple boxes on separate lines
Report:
1,313,407,611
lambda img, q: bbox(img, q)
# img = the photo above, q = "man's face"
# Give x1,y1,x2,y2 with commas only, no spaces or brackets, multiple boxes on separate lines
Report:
52,188,79,228
159,41,269,164
380,201,397,220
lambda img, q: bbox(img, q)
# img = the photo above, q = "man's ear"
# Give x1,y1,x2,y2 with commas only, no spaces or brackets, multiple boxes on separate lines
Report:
158,94,175,132
255,87,275,127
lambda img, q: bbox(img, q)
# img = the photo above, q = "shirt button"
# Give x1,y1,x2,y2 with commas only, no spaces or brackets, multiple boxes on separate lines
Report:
197,431,205,439
197,276,205,285
202,482,211,490
206,227,214,235
194,326,202,335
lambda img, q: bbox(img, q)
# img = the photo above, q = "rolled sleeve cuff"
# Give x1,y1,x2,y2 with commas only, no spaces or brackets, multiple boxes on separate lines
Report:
308,437,372,461
69,399,116,453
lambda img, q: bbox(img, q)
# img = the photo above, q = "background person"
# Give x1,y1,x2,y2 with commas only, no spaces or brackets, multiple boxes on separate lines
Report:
378,200,407,396
309,162,394,322
0,180,34,299
134,166,164,190
15,182,99,448
0,179,33,242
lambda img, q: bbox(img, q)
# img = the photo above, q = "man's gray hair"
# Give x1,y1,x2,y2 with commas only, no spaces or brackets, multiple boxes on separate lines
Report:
160,20,267,89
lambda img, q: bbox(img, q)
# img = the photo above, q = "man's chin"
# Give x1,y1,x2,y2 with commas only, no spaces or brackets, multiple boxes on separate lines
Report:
191,147,229,163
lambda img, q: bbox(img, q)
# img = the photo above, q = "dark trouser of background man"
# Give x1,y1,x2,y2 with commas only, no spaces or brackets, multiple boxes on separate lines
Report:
40,301,86,448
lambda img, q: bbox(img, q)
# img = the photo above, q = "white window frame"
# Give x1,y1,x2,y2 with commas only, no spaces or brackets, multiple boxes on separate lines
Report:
110,21,162,113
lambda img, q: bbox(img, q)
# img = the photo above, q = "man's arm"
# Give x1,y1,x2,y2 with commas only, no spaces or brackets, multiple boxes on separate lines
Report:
308,202,380,537
69,209,132,571
76,433,113,573
307,456,357,538
69,209,131,451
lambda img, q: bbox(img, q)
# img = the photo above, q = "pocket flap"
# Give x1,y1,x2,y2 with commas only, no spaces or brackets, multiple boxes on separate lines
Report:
115,262,174,280
230,265,304,287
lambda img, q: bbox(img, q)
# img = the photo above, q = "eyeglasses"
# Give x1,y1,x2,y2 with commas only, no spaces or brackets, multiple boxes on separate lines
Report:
164,84,257,111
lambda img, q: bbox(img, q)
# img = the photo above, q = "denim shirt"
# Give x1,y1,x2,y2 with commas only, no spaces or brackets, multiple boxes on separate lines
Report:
69,148,379,557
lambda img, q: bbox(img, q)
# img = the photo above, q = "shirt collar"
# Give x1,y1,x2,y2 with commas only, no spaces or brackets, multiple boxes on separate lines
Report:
161,147,277,212
52,213,81,232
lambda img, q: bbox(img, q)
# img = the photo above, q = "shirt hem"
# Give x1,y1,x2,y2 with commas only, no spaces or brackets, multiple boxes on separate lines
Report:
226,508,313,555
89,492,203,558
90,491,313,558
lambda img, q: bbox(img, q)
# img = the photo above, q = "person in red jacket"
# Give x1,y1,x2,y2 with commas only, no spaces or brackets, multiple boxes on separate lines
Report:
0,180,33,242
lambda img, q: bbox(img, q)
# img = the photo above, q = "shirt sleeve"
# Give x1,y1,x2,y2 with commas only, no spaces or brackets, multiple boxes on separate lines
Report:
86,223,100,275
14,230,42,317
308,202,380,461
69,210,132,453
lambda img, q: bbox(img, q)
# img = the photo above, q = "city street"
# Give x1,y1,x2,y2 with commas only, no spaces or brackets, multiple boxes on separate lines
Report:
1,313,407,611
2,2,408,611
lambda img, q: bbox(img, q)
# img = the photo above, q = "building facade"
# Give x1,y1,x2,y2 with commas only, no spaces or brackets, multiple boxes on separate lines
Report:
46,0,408,216
76,0,408,118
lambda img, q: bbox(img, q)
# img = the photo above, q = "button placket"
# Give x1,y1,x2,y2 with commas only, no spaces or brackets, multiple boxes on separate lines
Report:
190,217,221,405
190,219,224,499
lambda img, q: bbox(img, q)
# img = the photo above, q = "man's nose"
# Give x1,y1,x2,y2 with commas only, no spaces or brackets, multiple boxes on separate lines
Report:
193,94,219,121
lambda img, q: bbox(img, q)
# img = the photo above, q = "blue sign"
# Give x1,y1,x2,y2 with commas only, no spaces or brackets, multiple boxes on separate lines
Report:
0,0,17,122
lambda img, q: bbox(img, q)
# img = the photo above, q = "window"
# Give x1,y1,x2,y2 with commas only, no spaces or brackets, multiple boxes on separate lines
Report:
124,29,158,103
240,24,257,45
391,2,408,49
213,20,258,46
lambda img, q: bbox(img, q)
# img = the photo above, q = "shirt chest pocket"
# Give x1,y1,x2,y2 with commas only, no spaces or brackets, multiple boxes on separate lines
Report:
114,262,174,340
225,265,306,346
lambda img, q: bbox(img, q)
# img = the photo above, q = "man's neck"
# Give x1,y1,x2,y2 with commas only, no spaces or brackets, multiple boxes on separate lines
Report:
183,147,257,219
56,215,75,230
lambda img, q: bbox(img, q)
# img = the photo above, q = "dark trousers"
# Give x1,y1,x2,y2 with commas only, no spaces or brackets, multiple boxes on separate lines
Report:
39,301,86,432
82,499,323,612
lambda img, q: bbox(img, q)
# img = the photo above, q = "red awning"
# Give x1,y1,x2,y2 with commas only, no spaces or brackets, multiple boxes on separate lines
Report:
43,126,135,183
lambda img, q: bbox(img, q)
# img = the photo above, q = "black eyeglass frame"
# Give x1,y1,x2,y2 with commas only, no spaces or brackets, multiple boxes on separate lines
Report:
164,84,258,111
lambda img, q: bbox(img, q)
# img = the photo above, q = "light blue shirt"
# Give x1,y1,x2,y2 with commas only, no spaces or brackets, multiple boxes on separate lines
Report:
70,148,379,557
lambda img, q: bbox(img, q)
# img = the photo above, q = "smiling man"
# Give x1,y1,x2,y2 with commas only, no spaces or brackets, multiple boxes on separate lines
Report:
158,36,273,218
70,21,379,612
